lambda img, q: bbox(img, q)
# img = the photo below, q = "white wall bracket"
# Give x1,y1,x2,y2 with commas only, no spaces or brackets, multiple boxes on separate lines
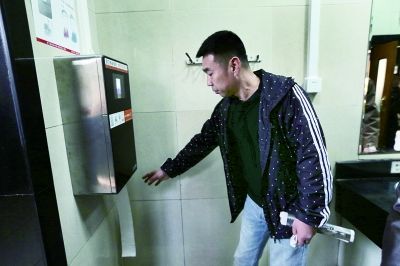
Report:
185,53,261,66
304,0,322,93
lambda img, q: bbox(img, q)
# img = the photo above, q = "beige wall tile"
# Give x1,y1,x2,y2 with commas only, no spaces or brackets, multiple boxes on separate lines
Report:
180,149,227,199
175,110,211,147
323,0,367,4
254,0,307,6
123,200,185,266
87,0,96,12
318,2,371,108
176,110,227,199
97,12,176,112
171,0,209,10
88,9,100,53
171,0,308,10
318,105,362,163
171,8,273,111
95,0,169,13
127,112,181,200
269,5,307,81
182,198,241,266
34,58,63,128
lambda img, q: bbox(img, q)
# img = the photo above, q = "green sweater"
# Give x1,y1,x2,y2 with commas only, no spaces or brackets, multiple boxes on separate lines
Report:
227,87,263,206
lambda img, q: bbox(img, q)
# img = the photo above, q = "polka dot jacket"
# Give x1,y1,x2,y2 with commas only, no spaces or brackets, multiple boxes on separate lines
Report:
161,70,333,239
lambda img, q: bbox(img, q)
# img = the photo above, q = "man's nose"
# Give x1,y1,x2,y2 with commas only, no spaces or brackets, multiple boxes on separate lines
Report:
207,76,212,86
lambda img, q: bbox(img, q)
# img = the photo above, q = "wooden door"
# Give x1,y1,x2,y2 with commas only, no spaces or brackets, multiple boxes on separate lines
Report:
369,41,398,148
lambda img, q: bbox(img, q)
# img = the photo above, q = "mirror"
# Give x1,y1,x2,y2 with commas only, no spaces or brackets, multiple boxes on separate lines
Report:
359,0,400,154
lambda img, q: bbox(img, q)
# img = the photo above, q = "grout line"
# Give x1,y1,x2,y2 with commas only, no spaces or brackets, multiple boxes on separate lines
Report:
129,196,227,202
95,9,167,15
179,180,186,266
174,111,186,266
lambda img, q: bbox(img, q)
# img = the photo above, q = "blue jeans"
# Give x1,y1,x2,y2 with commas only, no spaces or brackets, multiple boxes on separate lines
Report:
233,196,308,266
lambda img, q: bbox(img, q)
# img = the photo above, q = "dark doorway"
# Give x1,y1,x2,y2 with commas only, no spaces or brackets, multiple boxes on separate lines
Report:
0,0,67,265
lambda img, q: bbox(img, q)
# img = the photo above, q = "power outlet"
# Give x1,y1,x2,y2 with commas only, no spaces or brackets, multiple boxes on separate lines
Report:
390,161,400,174
304,77,322,93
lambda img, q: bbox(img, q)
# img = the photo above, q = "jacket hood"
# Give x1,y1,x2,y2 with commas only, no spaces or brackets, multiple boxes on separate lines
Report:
254,69,295,112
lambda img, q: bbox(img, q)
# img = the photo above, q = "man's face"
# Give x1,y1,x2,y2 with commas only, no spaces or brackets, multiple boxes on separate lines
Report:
201,54,237,97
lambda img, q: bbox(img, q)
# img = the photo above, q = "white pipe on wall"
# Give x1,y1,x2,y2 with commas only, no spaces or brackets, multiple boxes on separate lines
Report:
304,0,322,93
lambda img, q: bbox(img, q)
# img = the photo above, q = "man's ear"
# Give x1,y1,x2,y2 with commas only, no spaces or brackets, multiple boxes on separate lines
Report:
229,57,241,77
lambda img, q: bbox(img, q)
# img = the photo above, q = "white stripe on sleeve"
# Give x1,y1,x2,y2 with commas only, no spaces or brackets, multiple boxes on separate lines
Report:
293,84,333,226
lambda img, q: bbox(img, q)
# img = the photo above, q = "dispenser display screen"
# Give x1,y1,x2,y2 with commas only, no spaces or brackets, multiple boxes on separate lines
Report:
113,73,126,99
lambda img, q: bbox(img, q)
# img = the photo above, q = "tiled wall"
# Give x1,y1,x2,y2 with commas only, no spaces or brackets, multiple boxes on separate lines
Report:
94,0,380,265
22,0,400,264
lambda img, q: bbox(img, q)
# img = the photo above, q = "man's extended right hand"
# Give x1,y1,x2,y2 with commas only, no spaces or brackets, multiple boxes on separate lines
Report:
142,169,170,186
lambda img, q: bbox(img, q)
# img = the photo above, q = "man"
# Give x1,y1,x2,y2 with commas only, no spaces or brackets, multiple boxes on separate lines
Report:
381,182,400,266
142,30,332,266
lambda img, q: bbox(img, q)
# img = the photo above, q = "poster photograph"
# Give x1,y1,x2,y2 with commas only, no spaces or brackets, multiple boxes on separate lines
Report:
31,0,80,54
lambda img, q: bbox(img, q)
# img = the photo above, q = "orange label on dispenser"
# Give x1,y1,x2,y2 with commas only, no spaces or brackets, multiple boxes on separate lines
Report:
104,58,128,73
124,109,133,121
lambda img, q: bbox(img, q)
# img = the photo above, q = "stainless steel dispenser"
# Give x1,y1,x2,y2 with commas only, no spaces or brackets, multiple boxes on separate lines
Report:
54,55,137,195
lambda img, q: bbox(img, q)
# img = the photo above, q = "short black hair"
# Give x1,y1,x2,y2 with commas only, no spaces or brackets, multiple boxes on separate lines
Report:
196,30,249,67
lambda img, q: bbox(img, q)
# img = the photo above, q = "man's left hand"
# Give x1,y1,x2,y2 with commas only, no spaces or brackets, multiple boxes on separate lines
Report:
292,218,316,246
